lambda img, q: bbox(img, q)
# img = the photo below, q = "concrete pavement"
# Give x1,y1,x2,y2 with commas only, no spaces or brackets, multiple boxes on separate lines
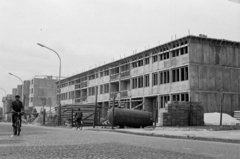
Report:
0,122,240,159
86,126,240,144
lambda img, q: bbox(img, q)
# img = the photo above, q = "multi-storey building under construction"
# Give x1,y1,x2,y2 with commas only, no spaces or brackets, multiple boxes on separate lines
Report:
58,35,240,122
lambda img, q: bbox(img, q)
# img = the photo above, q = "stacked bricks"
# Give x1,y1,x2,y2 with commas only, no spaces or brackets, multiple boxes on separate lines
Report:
158,101,204,126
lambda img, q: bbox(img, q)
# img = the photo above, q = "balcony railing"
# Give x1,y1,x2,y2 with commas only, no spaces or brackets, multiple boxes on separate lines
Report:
80,81,88,88
120,70,130,78
120,90,130,98
110,74,120,81
110,92,119,99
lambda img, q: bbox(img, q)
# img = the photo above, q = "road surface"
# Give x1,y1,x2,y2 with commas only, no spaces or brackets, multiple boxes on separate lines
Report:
0,123,239,159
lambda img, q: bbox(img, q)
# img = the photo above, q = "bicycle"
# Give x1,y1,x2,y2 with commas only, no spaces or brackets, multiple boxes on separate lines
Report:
12,111,24,136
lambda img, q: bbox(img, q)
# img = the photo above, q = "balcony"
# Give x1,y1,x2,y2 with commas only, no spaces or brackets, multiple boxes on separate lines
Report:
120,70,130,78
120,90,131,98
110,92,120,99
80,81,88,88
110,74,120,81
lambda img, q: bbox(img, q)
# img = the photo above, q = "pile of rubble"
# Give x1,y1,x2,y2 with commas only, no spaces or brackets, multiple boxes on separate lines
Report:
158,101,204,126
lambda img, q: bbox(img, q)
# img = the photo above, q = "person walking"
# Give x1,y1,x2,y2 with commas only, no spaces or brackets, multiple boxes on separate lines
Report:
74,108,83,130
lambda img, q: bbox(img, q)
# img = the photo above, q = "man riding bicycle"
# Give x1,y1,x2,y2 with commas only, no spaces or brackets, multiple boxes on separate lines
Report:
11,95,24,136
74,108,83,130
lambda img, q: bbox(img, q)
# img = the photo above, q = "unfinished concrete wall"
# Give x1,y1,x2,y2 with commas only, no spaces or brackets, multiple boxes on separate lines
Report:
17,85,22,98
12,88,17,96
33,78,57,107
22,80,30,110
189,40,240,115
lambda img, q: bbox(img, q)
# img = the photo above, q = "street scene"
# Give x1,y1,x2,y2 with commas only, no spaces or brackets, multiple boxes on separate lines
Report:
0,0,240,159
0,122,239,159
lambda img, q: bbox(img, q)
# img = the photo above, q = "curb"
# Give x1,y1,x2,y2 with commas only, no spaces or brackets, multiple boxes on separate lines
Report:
87,128,240,144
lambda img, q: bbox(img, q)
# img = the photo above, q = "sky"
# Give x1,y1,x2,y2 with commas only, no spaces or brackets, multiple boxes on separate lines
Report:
0,0,240,107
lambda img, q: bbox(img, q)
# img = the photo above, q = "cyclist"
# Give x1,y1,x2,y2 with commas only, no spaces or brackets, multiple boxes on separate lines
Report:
74,108,83,130
11,95,24,136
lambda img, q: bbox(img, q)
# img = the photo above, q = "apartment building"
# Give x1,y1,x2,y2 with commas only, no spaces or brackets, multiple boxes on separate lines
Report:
58,35,240,121
29,76,57,111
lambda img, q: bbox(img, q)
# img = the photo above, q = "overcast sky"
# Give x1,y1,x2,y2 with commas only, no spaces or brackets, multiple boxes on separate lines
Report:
0,0,240,107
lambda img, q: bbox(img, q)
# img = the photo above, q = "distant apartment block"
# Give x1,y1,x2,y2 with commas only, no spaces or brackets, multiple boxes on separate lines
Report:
58,35,240,121
29,76,57,109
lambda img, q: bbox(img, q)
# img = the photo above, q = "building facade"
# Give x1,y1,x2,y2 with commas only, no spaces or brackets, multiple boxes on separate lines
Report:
58,35,240,121
29,76,57,110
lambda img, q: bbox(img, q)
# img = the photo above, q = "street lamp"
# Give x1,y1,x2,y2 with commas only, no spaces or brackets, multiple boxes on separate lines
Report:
37,43,62,126
0,87,7,96
9,73,23,83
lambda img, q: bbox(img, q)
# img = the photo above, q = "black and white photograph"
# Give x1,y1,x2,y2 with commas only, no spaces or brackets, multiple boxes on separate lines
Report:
0,0,240,158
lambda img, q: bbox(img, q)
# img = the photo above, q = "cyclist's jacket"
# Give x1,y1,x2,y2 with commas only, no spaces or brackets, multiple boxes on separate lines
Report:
11,101,24,112
75,111,83,120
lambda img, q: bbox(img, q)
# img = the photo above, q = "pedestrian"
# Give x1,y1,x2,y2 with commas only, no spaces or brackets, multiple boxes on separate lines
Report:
74,108,83,130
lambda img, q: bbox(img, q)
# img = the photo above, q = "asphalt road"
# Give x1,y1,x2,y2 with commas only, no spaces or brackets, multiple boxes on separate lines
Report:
0,123,239,159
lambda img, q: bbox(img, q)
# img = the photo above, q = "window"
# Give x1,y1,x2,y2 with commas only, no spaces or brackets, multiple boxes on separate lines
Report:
159,70,170,84
152,73,158,86
172,66,188,82
104,84,109,93
138,60,143,67
138,76,143,88
172,93,189,101
132,78,138,89
104,70,109,76
144,75,149,87
160,95,170,108
100,72,104,77
88,87,95,96
30,97,33,102
31,88,33,93
100,85,103,94
132,62,138,68
145,58,149,65
153,55,158,63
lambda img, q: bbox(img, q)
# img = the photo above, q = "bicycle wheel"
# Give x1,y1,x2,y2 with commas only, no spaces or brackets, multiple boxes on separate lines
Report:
16,120,20,136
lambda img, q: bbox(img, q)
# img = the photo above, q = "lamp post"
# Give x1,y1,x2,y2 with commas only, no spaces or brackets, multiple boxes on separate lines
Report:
9,73,23,83
0,87,7,96
37,43,62,126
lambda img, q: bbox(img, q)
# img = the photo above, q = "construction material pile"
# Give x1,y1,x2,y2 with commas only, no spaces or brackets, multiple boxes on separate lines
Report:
158,101,204,126
204,112,240,125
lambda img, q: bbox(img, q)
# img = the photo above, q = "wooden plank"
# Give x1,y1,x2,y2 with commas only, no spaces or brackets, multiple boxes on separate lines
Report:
223,93,231,115
220,47,227,66
215,46,221,65
190,91,199,102
199,92,208,112
232,47,238,67
197,43,203,63
207,66,215,91
189,42,198,63
231,69,238,92
208,93,217,112
238,48,240,67
239,69,240,92
223,68,231,92
215,67,223,91
226,47,234,67
232,94,239,116
198,66,207,90
209,44,216,65
203,43,210,64
189,64,198,90
215,93,221,112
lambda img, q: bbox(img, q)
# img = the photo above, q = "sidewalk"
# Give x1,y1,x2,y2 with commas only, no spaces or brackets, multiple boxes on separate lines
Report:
85,126,240,144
